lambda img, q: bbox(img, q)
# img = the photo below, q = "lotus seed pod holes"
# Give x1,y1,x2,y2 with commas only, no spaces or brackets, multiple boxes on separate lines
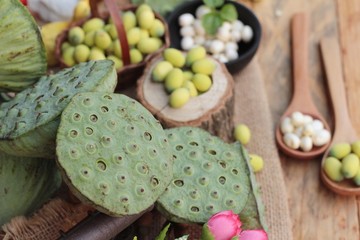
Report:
56,92,173,216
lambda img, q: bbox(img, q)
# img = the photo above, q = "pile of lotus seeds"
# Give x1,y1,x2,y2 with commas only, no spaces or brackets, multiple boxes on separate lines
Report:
280,111,331,152
151,46,215,108
323,141,360,186
178,5,254,63
61,4,165,69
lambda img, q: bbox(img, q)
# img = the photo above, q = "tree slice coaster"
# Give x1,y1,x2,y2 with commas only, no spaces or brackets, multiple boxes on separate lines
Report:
136,56,235,141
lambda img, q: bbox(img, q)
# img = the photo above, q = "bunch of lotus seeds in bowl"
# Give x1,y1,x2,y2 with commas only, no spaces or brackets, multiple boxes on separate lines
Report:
151,46,216,108
178,4,254,63
280,111,331,152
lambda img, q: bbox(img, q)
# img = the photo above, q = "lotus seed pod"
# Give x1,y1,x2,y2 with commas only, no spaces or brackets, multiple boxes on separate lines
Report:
94,30,112,50
84,30,96,47
0,152,61,226
156,127,264,225
192,58,216,75
135,4,152,18
180,26,195,37
329,143,351,159
74,44,90,63
56,92,173,216
323,157,344,182
163,48,185,68
242,25,254,43
165,68,184,92
107,55,123,70
183,71,194,82
0,60,117,158
138,9,155,30
195,5,211,19
122,11,137,31
182,80,198,97
280,117,294,134
192,73,212,92
234,124,251,145
312,129,331,146
283,133,300,149
169,88,190,108
149,19,165,38
130,48,143,64
291,111,304,127
89,47,106,60
353,168,360,186
351,140,360,157
181,36,195,51
178,13,195,27
341,153,360,178
300,136,313,152
186,46,206,67
82,18,105,33
249,154,264,172
137,37,162,54
62,46,76,67
113,39,122,58
152,61,173,82
68,26,85,45
127,27,141,46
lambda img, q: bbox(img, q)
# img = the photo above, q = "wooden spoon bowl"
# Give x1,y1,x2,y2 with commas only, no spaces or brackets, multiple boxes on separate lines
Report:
320,37,360,196
275,12,331,160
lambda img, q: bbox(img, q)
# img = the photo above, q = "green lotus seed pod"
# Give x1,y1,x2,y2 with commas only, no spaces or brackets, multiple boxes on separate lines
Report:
249,154,264,173
61,41,71,52
169,88,190,108
149,19,165,38
136,4,152,18
183,71,194,82
62,46,76,67
138,10,155,30
329,143,351,159
113,39,122,58
130,48,143,64
74,44,90,63
163,48,185,68
82,18,105,33
107,55,123,70
165,68,184,92
107,24,118,40
122,11,137,31
323,157,344,182
353,168,360,186
192,58,216,75
137,38,162,54
186,46,206,66
94,30,112,50
341,153,360,178
234,124,251,145
127,27,141,46
351,140,360,157
84,30,96,47
140,29,150,39
89,47,106,60
68,26,85,45
182,80,198,97
152,61,173,82
192,73,212,92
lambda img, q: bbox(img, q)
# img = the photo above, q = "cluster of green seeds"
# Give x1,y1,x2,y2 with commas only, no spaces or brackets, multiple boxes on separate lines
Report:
323,141,360,186
151,46,216,108
61,4,165,69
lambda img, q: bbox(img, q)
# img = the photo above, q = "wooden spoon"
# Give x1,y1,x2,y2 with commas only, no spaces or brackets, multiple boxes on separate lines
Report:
319,37,360,195
275,12,331,160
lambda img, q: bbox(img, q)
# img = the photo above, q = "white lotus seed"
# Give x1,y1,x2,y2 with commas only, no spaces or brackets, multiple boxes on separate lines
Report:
283,133,301,149
216,27,231,42
312,119,324,132
242,25,254,43
195,5,211,19
280,117,294,134
221,21,232,31
194,35,205,45
300,136,313,152
181,36,195,50
218,54,228,63
232,20,244,32
193,19,205,36
302,123,314,136
225,41,238,52
225,48,238,61
180,26,195,37
293,126,303,138
291,111,305,127
178,13,195,27
203,39,213,51
209,39,225,54
312,129,331,146
303,114,313,124
231,30,242,42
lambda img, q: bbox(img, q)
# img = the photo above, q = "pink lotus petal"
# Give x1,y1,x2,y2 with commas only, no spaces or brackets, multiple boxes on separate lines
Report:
240,229,268,240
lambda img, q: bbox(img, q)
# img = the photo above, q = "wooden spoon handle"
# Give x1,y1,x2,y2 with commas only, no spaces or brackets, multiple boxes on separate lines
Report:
320,37,353,129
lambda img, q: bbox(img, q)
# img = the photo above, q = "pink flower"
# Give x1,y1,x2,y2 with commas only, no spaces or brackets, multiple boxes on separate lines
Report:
201,210,268,240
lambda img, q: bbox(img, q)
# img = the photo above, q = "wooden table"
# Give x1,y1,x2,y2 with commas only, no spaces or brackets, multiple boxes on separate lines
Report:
239,0,360,239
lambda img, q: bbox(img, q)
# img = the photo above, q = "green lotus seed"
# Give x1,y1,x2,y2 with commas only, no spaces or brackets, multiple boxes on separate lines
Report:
137,9,155,30
106,24,118,40
163,48,185,68
186,46,206,66
249,154,264,173
323,156,344,182
183,71,194,82
130,49,143,64
82,18,105,33
165,68,184,92
74,44,90,63
149,19,165,38
140,29,150,39
182,80,198,97
192,73,212,92
122,11,137,31
137,38,162,54
88,47,106,60
351,140,360,157
107,55,123,70
341,153,359,178
192,58,216,75
152,61,173,82
84,30,96,47
62,46,76,66
127,27,141,46
94,30,112,50
234,124,251,145
169,88,190,108
353,168,360,186
329,143,351,159
68,26,85,45
136,4,152,18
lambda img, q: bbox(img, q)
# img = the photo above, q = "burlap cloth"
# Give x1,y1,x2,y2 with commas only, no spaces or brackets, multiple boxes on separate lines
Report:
0,59,293,240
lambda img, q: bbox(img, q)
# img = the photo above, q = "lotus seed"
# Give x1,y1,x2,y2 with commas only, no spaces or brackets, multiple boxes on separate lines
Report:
218,176,226,185
174,180,184,187
85,127,93,135
90,114,98,122
96,160,107,171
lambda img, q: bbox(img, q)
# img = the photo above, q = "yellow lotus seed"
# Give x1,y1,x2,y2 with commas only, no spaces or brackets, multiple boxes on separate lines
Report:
62,46,76,66
82,18,105,33
353,168,360,186
323,157,344,182
138,9,155,30
74,44,90,63
152,61,173,82
107,55,123,70
192,73,212,92
192,58,216,75
341,153,360,178
163,48,185,68
182,80,198,97
130,48,143,64
149,19,165,38
329,143,351,159
169,88,190,108
127,27,141,46
249,154,264,173
186,46,206,66
351,140,360,157
165,68,184,92
122,11,137,31
94,30,112,50
88,47,106,60
137,37,162,54
234,124,251,145
68,26,85,45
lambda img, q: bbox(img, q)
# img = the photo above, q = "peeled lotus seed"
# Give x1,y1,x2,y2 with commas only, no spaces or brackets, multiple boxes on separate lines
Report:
209,40,225,54
221,21,232,31
225,41,239,52
178,13,195,27
283,133,300,149
302,123,314,136
218,54,228,63
216,27,231,42
242,25,254,43
181,37,195,50
293,126,303,138
232,20,244,31
231,30,242,42
225,49,238,61
194,36,205,45
291,111,305,127
303,115,313,124
193,19,205,36
195,5,211,19
312,129,331,146
180,26,195,37
300,136,313,152
280,117,294,134
312,119,324,132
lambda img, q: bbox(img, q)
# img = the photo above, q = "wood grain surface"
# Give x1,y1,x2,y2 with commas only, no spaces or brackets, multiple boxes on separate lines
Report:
241,0,360,238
